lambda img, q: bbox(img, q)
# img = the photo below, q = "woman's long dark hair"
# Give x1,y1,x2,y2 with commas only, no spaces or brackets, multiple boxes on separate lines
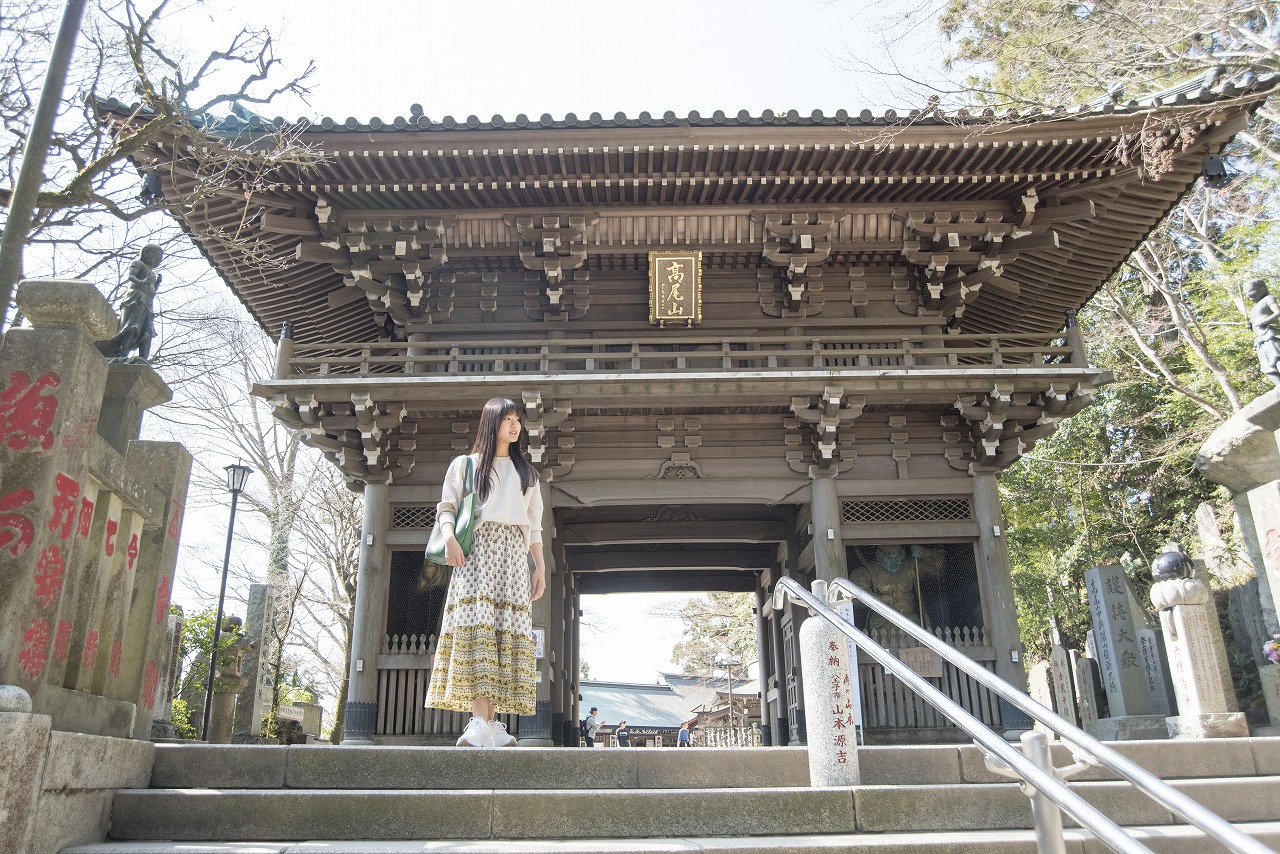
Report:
471,397,539,501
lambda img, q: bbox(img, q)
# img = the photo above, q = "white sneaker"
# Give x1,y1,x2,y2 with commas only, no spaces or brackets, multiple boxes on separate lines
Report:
490,719,517,747
457,717,492,747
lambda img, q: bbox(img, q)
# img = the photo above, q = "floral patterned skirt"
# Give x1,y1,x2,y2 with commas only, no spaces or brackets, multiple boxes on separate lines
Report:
425,522,536,715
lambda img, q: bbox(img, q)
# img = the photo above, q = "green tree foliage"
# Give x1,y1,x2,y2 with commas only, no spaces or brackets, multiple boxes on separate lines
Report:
671,592,756,674
933,0,1280,663
174,605,245,723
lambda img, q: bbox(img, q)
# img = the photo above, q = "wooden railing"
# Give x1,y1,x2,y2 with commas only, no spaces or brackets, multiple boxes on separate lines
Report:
278,331,1084,379
374,633,518,739
858,625,1002,731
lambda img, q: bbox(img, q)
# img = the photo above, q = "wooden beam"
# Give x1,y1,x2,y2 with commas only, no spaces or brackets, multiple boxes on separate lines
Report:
261,212,321,237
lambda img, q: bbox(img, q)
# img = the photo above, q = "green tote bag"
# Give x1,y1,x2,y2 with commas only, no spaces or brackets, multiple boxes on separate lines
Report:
424,455,478,566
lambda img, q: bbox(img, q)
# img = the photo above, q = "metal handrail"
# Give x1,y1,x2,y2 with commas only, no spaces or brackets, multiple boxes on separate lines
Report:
775,576,1270,854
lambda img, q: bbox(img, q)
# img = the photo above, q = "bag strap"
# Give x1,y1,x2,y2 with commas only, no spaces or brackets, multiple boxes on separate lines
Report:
462,454,475,495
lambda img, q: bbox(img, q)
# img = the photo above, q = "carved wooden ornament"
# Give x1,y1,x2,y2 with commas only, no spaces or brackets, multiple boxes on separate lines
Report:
648,250,702,328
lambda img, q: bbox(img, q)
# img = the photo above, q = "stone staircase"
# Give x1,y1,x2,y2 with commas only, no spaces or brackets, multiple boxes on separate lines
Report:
63,738,1280,854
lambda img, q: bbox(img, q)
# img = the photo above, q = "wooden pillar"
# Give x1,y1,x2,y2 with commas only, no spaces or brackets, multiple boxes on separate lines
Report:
569,582,581,745
753,583,772,745
809,475,848,584
973,473,1026,690
519,480,556,744
342,480,390,743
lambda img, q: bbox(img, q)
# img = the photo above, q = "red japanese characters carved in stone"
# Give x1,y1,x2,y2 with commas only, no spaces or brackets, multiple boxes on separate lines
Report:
77,496,95,538
0,487,36,557
108,640,122,678
166,499,184,540
155,575,171,625
33,544,65,607
47,472,80,539
104,518,118,557
81,630,99,670
18,617,50,680
0,370,60,453
54,619,72,663
141,660,159,709
126,532,139,570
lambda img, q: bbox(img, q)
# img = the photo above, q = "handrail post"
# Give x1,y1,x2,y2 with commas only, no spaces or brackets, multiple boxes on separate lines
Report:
1022,730,1068,854
798,579,860,787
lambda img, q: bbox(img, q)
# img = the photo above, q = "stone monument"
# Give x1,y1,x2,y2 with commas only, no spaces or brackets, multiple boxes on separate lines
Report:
1083,565,1168,739
1195,381,1280,730
1149,548,1248,738
233,583,275,741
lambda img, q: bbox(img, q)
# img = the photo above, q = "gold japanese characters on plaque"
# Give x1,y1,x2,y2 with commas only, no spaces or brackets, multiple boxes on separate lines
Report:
648,250,702,327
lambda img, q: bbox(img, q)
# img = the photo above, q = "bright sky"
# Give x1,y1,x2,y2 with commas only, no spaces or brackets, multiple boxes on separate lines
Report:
154,0,950,685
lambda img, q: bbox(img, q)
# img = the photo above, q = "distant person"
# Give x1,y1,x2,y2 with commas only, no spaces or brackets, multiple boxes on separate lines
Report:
583,707,600,747
616,721,630,747
678,722,691,747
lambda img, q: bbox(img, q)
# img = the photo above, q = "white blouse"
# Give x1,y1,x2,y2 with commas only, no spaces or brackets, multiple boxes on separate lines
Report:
436,454,543,548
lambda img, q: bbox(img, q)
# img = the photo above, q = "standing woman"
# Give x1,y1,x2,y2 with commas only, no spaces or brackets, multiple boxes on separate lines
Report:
426,398,546,747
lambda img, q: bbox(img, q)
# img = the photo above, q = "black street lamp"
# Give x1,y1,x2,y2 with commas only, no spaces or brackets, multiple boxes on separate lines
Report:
201,462,253,741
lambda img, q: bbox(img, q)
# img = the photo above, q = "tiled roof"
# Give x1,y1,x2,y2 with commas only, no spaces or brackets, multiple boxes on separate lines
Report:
96,70,1278,137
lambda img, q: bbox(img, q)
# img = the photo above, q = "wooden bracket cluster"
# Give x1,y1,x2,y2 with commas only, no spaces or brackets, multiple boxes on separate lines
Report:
511,213,598,320
948,381,1096,473
286,202,458,338
755,212,835,317
788,386,863,473
289,392,418,487
521,390,575,480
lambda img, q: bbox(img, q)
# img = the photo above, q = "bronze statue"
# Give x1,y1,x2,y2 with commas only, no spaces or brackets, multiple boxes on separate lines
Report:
849,544,944,629
1247,279,1280,388
97,244,163,361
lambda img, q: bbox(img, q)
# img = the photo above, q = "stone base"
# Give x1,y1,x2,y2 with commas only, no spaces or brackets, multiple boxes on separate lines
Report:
1260,664,1280,727
517,737,555,747
1085,714,1170,741
1166,712,1249,739
1252,724,1280,737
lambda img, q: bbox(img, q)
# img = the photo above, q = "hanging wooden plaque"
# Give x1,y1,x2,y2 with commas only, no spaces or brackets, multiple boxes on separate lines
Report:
649,250,702,327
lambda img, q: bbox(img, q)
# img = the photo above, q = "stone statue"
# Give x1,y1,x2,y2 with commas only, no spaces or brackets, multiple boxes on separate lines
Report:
849,544,945,629
97,244,163,361
1246,279,1280,388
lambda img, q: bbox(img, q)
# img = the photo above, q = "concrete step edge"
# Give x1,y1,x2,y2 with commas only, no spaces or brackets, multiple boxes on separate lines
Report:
61,821,1280,854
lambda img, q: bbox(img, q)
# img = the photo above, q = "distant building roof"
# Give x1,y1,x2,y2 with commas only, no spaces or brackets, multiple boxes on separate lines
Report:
661,672,756,712
579,680,698,729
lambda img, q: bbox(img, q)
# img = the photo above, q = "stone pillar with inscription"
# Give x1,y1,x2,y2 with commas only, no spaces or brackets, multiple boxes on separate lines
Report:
1083,565,1167,740
1197,389,1280,730
798,581,859,786
234,583,275,741
150,609,183,739
1149,549,1248,738
1,280,189,739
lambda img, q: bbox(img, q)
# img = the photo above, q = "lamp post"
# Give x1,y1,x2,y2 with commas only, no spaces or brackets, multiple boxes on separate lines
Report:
201,462,253,741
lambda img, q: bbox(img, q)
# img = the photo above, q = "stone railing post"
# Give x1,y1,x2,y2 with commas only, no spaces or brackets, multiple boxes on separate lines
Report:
798,580,859,786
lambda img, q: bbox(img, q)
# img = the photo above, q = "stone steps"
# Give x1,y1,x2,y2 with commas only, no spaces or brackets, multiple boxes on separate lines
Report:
57,823,1280,854
99,777,1280,841
58,739,1280,853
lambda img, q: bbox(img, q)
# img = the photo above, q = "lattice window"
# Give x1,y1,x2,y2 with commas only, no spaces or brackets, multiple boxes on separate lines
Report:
392,505,435,529
842,499,971,524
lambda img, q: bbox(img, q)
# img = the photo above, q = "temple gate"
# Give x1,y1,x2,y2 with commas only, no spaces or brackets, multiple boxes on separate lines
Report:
116,77,1270,744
